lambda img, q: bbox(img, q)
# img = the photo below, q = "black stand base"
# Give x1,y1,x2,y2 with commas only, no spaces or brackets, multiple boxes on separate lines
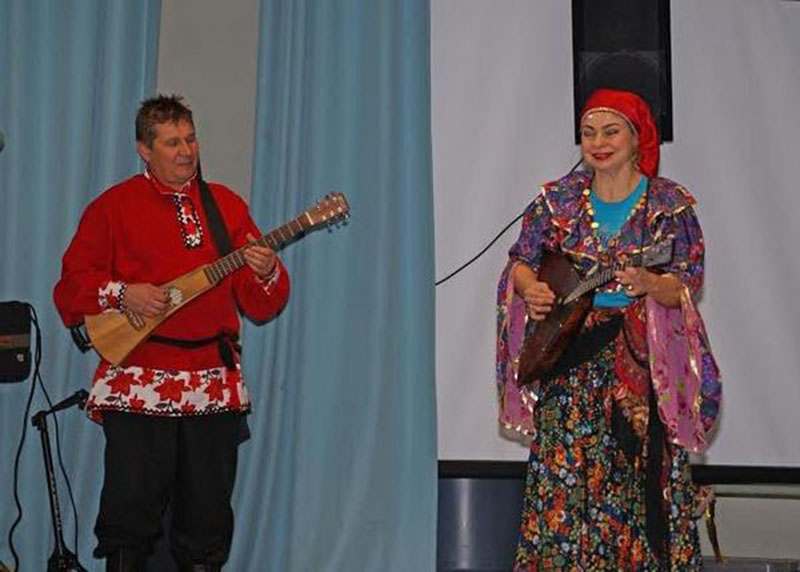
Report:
48,549,87,572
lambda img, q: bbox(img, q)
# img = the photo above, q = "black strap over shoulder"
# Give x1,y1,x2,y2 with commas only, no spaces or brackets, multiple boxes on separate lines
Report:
162,163,241,372
186,166,250,440
196,163,234,257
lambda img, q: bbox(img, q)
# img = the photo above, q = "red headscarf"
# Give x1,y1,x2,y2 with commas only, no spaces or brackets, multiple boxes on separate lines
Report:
580,88,660,178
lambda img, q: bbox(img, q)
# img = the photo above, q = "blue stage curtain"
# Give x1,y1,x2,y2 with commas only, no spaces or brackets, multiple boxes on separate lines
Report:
232,1,436,570
0,0,160,568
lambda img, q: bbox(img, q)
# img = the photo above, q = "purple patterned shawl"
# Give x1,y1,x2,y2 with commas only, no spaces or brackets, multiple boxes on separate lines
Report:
496,171,721,452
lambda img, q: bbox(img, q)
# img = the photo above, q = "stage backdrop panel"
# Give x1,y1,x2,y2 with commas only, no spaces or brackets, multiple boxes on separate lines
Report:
432,0,800,467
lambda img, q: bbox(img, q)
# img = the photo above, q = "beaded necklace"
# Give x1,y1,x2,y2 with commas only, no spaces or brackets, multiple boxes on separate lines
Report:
582,176,649,258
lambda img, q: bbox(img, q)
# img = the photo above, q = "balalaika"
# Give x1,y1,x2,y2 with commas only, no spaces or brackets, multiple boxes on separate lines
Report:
84,193,350,365
516,238,673,387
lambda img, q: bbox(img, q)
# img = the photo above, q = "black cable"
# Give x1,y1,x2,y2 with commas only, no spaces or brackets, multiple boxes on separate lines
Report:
435,211,525,286
434,158,584,287
7,304,40,572
7,304,84,570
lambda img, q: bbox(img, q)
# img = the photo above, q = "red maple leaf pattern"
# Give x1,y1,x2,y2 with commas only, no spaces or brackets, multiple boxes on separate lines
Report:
187,372,203,390
224,370,241,408
204,377,225,403
139,369,157,386
108,373,137,396
129,396,145,411
155,376,186,403
95,361,111,379
87,362,249,419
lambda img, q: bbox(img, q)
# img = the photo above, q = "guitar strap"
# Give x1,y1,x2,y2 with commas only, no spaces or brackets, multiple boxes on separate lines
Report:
150,163,241,369
152,163,251,443
196,162,234,257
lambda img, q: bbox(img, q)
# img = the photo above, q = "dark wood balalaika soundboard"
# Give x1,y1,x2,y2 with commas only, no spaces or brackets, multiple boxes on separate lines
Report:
516,238,673,388
84,193,349,365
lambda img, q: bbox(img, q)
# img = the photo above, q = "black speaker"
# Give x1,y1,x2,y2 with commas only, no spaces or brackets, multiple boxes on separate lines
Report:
572,0,673,142
0,301,32,383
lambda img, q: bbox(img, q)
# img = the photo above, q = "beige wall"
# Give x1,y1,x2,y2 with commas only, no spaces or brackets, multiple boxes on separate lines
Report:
157,0,260,200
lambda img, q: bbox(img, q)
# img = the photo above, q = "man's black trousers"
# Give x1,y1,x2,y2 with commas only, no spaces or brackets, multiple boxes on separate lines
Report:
93,411,242,566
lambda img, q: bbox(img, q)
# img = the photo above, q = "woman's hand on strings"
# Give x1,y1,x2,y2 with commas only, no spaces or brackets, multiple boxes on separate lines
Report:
615,267,654,297
513,263,555,320
522,281,555,321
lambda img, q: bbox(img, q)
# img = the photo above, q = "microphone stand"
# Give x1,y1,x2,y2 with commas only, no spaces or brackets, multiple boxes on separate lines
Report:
31,391,89,572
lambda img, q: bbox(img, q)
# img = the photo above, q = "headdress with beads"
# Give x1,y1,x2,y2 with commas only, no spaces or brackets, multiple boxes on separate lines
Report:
580,88,660,178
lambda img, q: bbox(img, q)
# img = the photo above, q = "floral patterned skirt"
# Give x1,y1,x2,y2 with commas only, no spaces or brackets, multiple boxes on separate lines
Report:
513,341,702,571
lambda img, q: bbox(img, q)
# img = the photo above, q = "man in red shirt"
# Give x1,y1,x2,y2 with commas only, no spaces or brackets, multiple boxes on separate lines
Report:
54,95,290,571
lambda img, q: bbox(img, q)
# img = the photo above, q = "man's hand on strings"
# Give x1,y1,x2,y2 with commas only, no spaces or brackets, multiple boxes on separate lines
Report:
123,284,169,317
244,233,278,279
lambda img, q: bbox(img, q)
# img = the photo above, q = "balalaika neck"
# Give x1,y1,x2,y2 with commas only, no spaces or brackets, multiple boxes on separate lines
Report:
573,266,618,299
202,212,314,284
563,256,645,304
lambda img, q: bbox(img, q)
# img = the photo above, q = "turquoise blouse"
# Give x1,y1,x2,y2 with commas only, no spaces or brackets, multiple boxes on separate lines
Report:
591,176,648,308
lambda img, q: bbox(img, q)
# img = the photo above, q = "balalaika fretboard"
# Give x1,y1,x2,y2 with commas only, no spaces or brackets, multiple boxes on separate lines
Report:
202,213,314,284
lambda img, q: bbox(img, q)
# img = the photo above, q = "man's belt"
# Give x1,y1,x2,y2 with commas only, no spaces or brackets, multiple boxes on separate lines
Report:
148,332,241,370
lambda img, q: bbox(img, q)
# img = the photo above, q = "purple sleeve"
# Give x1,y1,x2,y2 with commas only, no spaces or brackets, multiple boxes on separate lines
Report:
508,192,555,270
661,205,705,297
495,192,555,437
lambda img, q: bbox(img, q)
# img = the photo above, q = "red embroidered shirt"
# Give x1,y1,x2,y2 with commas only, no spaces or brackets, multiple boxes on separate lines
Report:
54,172,290,421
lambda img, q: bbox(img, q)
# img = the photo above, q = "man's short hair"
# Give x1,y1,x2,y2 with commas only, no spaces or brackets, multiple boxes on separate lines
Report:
135,94,194,146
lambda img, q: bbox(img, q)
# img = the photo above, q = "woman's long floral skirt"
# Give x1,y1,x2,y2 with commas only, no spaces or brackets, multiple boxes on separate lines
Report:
513,343,702,571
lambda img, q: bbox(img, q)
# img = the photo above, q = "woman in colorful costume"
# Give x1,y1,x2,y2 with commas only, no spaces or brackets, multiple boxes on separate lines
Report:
496,88,722,570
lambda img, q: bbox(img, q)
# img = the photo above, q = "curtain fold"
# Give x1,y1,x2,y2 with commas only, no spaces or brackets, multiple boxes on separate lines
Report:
232,1,436,570
0,0,160,567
